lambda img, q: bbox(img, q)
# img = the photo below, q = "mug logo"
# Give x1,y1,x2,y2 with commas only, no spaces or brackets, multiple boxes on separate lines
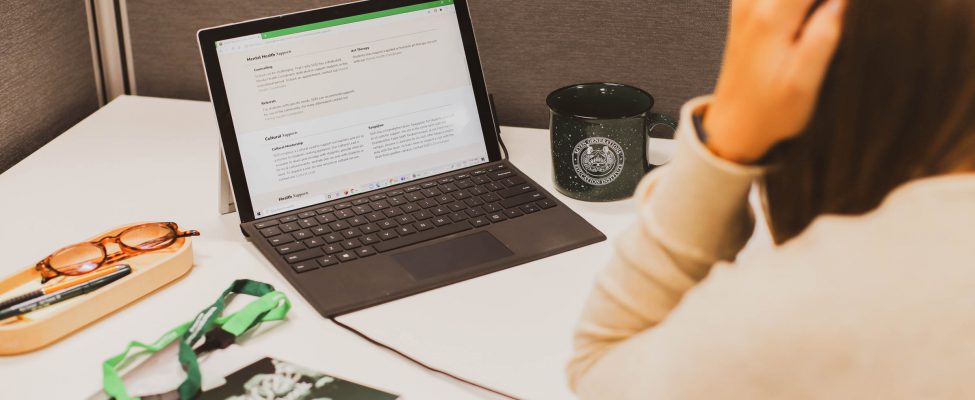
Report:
572,137,625,186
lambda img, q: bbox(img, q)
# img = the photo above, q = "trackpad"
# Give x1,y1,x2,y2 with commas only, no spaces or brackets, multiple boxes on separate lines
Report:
393,231,513,281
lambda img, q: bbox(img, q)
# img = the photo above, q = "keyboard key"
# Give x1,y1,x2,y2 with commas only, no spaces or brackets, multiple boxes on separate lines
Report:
417,199,437,209
355,246,377,257
316,213,337,224
311,226,330,235
414,220,434,231
369,194,388,201
499,192,545,209
279,215,298,223
378,229,399,240
400,203,419,213
536,199,556,209
431,206,450,216
464,197,484,207
470,217,490,227
366,212,385,222
397,215,416,224
267,235,292,246
421,188,441,197
254,220,279,230
280,222,300,233
336,251,358,262
360,224,379,233
292,262,318,274
285,248,323,264
292,229,313,240
488,169,514,180
413,210,433,220
448,212,468,222
405,185,422,192
388,196,407,206
388,189,405,196
469,186,488,195
315,256,339,268
323,244,344,254
260,227,282,238
382,207,403,217
486,213,507,223
298,218,318,228
438,177,455,184
341,240,362,250
501,176,526,187
432,216,451,226
471,176,491,185
361,234,381,244
276,243,306,255
435,195,452,204
377,220,397,229
452,191,471,200
396,225,417,236
497,184,535,199
453,173,471,180
472,169,487,175
421,181,438,189
456,179,475,189
466,207,485,217
316,206,335,214
329,221,350,231
353,198,370,205
317,256,339,268
441,183,459,193
322,233,343,243
370,200,390,210
483,203,503,213
298,211,316,219
375,221,473,252
348,216,368,226
335,209,355,219
481,192,502,203
352,205,372,215
447,202,466,212
341,228,362,239
335,202,352,210
504,209,525,219
405,192,424,202
483,183,503,192
303,237,325,248
520,204,541,214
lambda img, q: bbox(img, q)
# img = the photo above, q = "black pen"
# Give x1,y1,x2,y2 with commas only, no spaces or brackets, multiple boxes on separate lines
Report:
0,265,132,321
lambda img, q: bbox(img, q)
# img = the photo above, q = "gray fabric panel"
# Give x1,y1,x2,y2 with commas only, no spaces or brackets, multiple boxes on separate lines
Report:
126,0,727,128
0,1,99,173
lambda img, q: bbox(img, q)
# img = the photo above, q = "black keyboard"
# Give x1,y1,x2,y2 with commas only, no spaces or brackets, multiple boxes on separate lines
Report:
251,164,558,274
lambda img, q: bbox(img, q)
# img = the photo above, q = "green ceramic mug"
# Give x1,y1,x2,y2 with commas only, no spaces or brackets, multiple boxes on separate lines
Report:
547,83,678,202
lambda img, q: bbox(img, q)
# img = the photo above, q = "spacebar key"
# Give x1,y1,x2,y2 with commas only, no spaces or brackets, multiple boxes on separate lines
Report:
375,222,473,252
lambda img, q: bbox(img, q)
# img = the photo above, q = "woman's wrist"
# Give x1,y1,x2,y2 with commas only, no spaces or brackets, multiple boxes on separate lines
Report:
700,106,771,164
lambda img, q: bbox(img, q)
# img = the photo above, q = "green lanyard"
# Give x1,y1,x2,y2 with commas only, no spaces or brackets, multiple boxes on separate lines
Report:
102,279,291,400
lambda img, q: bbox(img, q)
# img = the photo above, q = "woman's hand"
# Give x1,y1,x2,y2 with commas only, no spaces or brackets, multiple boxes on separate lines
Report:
703,0,846,163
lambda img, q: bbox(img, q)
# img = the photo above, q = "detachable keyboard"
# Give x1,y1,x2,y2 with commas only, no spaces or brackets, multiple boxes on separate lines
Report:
250,163,558,274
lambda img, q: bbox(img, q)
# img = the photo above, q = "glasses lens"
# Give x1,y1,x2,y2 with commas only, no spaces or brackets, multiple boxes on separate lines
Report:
119,223,175,250
50,244,105,275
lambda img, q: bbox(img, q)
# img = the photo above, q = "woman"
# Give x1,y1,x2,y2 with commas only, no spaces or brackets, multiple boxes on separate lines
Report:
568,0,975,398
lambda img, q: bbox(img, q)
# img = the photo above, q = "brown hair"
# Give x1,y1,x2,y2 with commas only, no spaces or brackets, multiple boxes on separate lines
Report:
764,0,975,244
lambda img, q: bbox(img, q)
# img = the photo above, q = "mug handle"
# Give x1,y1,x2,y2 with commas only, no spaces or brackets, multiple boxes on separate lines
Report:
646,113,679,172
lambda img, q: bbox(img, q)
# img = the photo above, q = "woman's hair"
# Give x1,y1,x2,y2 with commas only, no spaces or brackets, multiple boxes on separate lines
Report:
764,0,975,244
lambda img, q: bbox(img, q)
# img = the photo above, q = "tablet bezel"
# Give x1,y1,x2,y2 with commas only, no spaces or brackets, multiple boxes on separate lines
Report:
198,0,501,223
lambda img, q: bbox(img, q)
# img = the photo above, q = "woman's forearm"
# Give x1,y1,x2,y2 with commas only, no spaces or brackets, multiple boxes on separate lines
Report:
568,97,765,393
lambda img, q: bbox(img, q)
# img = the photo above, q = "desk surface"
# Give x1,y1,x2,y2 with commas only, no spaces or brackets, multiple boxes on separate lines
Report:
0,96,676,399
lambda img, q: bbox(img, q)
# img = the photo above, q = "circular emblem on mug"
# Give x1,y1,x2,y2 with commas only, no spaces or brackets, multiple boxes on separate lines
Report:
572,137,626,186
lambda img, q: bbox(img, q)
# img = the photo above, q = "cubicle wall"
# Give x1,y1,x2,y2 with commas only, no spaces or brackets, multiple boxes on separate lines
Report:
0,1,102,173
121,0,728,129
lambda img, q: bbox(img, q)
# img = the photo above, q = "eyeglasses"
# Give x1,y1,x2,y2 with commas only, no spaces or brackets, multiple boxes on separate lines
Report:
35,222,200,283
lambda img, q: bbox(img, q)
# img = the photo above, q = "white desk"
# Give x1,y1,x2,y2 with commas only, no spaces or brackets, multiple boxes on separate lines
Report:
0,96,676,399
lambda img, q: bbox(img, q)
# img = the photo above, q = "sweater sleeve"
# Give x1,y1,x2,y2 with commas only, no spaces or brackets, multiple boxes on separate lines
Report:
566,96,766,394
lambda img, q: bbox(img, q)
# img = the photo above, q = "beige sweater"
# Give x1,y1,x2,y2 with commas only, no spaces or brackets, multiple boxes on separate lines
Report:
568,97,975,399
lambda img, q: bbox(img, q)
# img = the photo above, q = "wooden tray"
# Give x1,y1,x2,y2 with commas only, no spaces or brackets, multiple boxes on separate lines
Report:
0,223,194,355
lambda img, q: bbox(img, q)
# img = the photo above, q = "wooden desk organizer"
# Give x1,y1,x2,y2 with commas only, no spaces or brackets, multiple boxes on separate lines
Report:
0,224,194,355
